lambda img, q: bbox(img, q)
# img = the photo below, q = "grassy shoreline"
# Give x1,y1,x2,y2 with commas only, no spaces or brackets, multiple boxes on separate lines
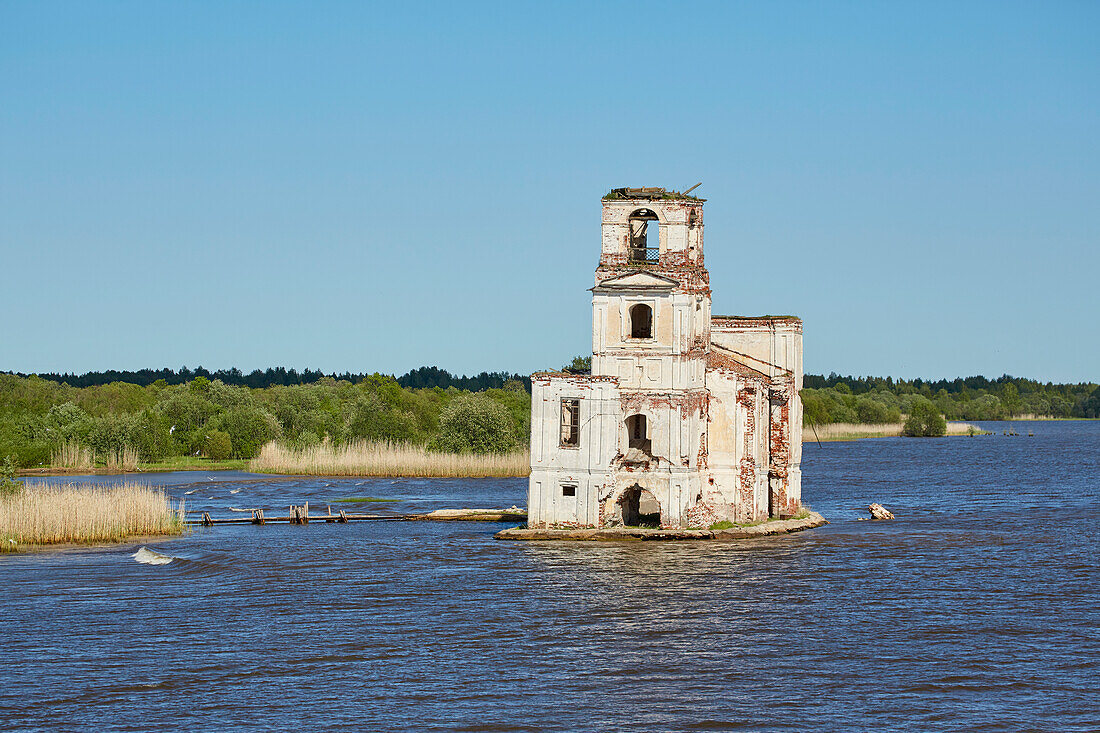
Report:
17,457,250,477
250,440,530,478
806,421,988,442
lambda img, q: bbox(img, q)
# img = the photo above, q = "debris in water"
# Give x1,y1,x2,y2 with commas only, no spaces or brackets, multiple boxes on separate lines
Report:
132,547,173,565
868,503,895,520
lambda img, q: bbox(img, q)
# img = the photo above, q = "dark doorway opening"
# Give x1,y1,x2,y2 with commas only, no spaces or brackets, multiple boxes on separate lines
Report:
619,484,661,527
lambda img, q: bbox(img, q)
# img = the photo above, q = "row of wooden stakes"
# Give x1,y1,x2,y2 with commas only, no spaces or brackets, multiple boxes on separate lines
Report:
196,502,352,526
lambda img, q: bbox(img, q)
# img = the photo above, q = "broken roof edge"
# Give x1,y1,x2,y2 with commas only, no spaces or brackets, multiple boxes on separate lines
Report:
712,314,802,322
712,315,803,331
530,371,618,382
602,187,706,203
708,344,794,380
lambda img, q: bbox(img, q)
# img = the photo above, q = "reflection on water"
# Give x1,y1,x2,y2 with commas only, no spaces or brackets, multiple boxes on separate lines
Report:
2,421,1098,731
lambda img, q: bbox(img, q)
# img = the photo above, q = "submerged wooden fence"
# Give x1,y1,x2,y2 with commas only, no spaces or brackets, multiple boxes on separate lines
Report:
189,503,526,527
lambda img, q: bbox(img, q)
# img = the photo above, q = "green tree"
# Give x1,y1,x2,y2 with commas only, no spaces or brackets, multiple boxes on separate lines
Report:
1,456,23,495
902,397,947,437
214,406,280,459
1081,386,1100,419
563,355,591,373
430,393,516,454
855,397,893,424
1001,383,1021,417
203,430,233,460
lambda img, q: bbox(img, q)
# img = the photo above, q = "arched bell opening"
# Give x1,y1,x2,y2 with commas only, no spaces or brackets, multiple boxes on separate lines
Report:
627,208,659,264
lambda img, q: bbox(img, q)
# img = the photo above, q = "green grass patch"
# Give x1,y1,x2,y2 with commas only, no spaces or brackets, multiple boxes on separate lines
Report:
139,456,250,472
332,496,395,503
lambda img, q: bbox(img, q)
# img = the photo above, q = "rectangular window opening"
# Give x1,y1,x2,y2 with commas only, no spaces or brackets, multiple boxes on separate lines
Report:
560,399,580,447
562,485,576,497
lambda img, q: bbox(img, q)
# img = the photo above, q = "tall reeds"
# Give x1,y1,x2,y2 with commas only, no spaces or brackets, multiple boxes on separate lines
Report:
0,481,187,550
49,442,139,472
250,440,530,478
102,446,140,471
51,441,94,470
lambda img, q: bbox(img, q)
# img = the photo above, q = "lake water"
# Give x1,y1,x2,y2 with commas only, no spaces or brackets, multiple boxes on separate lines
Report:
2,421,1098,731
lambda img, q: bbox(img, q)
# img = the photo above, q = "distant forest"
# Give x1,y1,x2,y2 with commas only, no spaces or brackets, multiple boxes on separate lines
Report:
803,372,1099,422
7,366,531,393
6,367,1096,417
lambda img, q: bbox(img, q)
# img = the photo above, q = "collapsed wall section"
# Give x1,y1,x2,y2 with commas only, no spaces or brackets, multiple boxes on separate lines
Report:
707,316,804,518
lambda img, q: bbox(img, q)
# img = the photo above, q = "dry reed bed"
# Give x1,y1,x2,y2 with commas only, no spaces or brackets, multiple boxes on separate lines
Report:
0,481,186,551
806,421,983,441
51,441,140,471
250,440,531,477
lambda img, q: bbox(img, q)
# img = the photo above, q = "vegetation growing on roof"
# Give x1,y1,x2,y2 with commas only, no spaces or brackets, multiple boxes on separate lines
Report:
603,187,705,202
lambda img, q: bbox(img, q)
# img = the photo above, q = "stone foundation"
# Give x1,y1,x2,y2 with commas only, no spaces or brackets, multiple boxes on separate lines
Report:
495,511,827,541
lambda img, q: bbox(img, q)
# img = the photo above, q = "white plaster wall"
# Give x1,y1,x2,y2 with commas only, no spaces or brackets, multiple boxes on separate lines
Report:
528,376,620,528
592,291,710,392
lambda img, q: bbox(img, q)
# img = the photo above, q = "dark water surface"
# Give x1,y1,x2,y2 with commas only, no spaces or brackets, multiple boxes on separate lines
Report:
3,421,1098,731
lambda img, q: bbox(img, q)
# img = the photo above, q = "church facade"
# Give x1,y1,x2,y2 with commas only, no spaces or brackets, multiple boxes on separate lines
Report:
527,187,803,529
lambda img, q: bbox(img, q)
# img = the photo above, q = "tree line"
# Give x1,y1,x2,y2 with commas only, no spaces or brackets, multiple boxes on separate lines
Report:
0,372,530,468
803,373,1099,423
5,366,531,392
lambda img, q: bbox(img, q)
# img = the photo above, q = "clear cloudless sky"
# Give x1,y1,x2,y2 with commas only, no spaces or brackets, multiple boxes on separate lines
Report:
1,1,1097,382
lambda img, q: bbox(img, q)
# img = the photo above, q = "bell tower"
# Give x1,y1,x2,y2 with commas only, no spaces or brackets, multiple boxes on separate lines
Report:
590,187,711,391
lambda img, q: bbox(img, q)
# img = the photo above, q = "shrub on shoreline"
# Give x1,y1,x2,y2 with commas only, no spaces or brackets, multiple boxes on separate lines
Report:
903,398,948,437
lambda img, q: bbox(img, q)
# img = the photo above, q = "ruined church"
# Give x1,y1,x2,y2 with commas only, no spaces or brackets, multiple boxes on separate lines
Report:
527,187,803,529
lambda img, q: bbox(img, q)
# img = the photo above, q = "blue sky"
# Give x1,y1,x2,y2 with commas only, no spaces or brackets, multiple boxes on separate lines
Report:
1,1,1097,382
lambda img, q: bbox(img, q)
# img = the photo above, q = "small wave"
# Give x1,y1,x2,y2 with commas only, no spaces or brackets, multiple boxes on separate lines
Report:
229,489,241,494
132,547,173,565
228,507,257,513
183,489,197,495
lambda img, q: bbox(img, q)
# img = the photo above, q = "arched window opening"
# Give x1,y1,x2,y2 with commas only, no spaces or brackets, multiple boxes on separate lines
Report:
628,209,659,263
625,414,649,451
630,303,652,339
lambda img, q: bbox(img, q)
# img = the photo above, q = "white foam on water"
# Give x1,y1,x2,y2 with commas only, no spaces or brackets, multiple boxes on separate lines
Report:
132,547,173,565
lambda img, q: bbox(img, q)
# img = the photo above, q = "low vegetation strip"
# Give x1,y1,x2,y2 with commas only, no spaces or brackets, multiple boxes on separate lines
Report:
0,481,187,551
249,440,530,478
806,421,984,441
